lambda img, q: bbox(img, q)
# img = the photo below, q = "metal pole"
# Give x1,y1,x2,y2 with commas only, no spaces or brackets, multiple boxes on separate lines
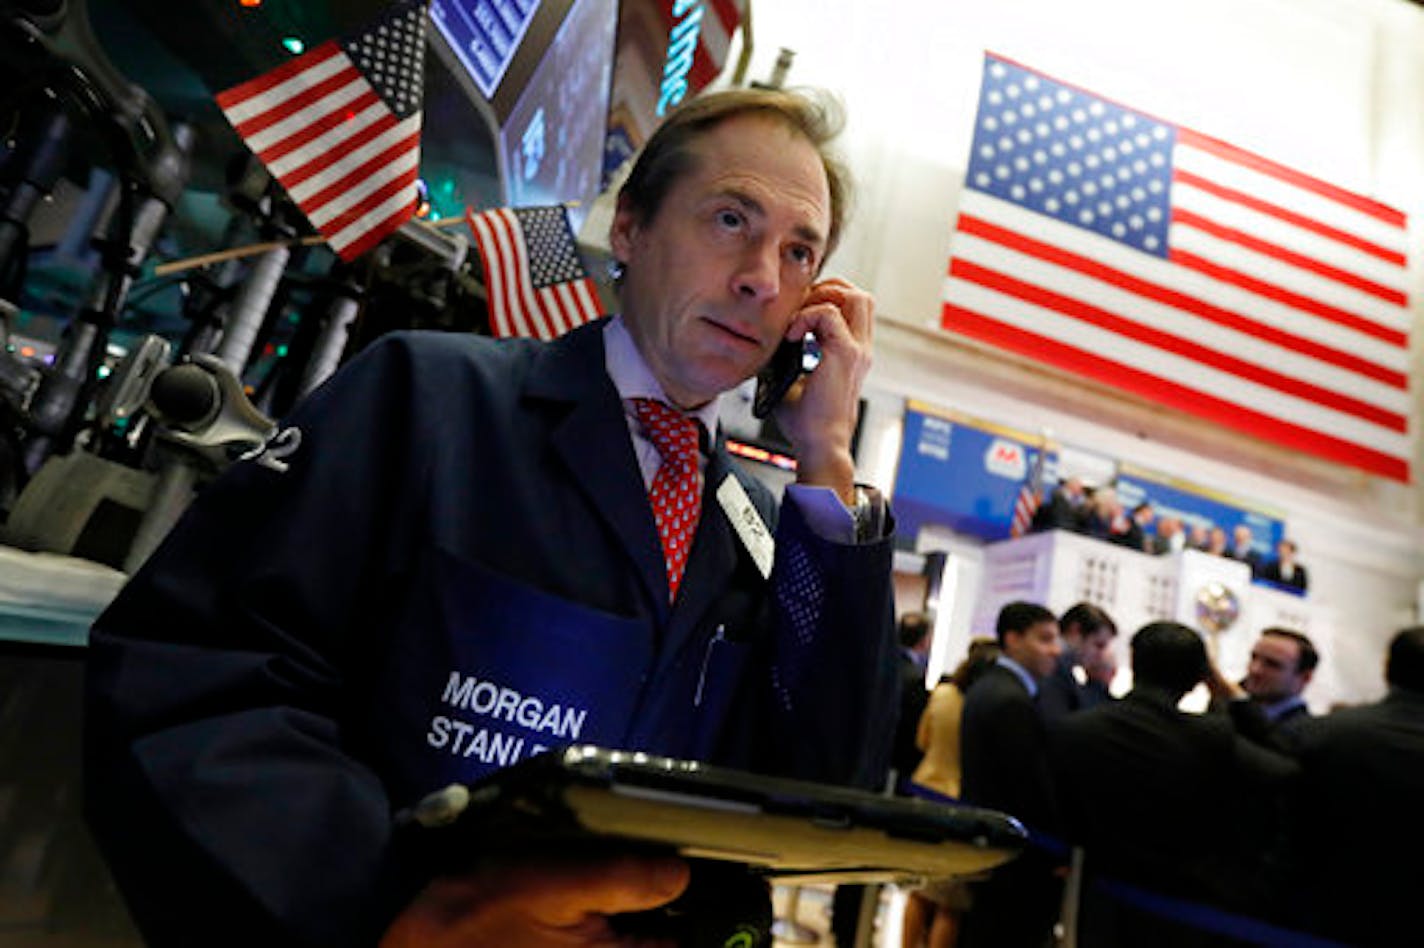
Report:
0,110,70,288
213,244,289,376
296,291,359,400
22,189,172,473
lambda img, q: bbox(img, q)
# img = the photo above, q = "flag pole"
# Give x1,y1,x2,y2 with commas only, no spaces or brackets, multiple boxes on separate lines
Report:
152,216,470,277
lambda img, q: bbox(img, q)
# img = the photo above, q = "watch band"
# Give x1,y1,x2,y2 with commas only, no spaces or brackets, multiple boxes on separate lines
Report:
851,484,887,543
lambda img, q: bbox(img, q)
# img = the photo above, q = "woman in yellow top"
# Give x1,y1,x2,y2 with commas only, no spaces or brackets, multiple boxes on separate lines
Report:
902,639,1000,948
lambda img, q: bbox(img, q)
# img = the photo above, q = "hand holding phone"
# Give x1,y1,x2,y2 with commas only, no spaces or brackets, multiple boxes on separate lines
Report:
751,337,812,420
766,278,875,500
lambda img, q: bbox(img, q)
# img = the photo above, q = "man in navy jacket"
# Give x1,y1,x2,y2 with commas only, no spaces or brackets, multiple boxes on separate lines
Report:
1295,626,1424,944
85,88,898,947
959,601,1064,948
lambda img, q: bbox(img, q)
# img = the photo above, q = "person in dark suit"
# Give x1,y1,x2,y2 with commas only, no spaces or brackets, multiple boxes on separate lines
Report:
1205,525,1229,556
1151,515,1185,554
1032,476,1088,533
1245,629,1316,720
959,601,1064,948
891,611,932,781
1111,502,1154,552
1258,539,1308,593
84,89,898,948
1229,524,1264,575
1294,626,1424,945
1050,623,1298,946
1082,485,1123,541
1227,628,1317,754
1039,602,1118,720
832,611,930,947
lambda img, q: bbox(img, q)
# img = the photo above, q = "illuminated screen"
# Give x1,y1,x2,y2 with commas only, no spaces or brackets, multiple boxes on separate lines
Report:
430,0,543,99
497,0,616,229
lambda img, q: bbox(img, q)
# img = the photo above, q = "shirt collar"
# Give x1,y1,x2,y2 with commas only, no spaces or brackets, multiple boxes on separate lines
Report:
996,655,1039,698
603,316,721,440
1260,693,1307,722
902,648,928,670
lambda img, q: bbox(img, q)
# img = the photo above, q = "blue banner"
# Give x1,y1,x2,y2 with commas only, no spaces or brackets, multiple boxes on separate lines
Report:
1114,465,1284,562
891,402,1285,561
892,401,1047,543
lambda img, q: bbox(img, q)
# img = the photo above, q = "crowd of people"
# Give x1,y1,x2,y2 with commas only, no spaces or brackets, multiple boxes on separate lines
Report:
1030,478,1309,592
889,603,1424,948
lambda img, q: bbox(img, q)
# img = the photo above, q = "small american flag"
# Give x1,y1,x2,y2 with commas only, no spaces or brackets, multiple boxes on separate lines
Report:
943,54,1411,482
216,0,427,262
466,205,606,340
1009,445,1045,538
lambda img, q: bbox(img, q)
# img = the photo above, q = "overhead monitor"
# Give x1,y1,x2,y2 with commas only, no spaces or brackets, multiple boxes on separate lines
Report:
428,0,616,229
601,0,744,188
428,0,543,103
495,0,616,227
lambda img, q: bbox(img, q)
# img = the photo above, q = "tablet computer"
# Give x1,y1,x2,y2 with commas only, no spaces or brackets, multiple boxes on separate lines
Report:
398,744,1026,884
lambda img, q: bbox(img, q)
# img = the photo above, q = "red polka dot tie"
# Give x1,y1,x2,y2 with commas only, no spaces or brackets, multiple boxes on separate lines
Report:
633,398,703,601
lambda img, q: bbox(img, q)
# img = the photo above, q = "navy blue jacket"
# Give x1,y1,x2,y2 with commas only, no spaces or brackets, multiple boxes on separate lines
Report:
958,664,1062,948
1038,653,1114,721
1294,690,1424,944
84,323,898,946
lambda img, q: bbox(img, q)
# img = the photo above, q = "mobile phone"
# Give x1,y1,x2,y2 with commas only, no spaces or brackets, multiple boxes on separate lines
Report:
752,337,813,419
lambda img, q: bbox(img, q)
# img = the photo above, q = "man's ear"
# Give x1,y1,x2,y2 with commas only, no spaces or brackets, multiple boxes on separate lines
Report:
609,193,640,265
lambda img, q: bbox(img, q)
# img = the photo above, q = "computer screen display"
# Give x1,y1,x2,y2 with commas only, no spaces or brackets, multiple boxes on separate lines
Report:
497,0,617,229
429,0,543,100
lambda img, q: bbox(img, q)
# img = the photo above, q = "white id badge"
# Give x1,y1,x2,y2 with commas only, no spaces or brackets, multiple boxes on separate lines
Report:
716,474,774,579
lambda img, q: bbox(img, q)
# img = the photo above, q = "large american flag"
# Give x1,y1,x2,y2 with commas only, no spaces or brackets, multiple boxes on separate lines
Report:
467,205,606,340
216,0,427,262
942,54,1412,482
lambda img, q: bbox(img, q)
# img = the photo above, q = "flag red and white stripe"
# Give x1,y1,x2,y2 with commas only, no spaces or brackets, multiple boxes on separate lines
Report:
1009,481,1040,538
1010,447,1045,537
942,54,1412,482
216,1,426,261
467,205,606,340
675,0,743,93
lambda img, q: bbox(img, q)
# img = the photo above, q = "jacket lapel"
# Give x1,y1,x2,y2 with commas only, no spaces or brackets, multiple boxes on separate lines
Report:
522,321,669,617
520,323,762,650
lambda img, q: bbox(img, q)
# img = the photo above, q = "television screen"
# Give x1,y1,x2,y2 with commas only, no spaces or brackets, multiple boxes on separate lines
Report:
429,0,544,101
497,0,617,230
601,0,744,189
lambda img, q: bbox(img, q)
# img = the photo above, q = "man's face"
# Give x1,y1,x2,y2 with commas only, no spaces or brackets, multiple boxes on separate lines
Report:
1234,525,1253,550
1080,627,1116,674
610,114,831,409
1244,634,1310,703
1005,620,1062,680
